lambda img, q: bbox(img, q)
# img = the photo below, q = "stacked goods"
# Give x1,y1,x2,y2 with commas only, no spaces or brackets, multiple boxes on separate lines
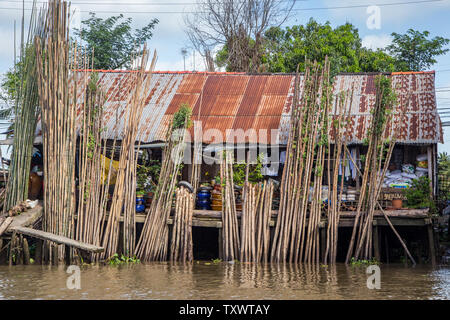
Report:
220,151,240,261
211,185,222,211
101,48,156,260
383,166,415,188
136,106,191,261
240,181,274,263
415,154,428,178
345,76,400,263
35,0,78,264
4,1,46,212
196,187,212,210
382,154,428,188
170,187,194,262
270,59,333,263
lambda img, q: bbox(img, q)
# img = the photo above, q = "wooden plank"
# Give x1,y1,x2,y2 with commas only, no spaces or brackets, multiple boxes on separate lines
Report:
339,209,429,218
0,217,13,236
338,217,426,227
374,218,426,227
193,220,222,228
8,204,43,229
9,226,104,253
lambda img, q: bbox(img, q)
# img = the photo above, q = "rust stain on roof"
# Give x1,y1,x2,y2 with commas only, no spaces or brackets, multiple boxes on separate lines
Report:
66,71,442,145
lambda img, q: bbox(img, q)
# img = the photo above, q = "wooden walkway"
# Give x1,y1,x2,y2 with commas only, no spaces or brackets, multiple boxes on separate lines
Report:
133,208,431,229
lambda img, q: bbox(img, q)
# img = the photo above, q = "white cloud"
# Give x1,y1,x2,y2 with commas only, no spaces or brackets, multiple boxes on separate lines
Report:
155,50,210,72
361,34,392,50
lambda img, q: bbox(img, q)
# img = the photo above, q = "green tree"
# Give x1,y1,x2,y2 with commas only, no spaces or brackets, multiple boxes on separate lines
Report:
1,46,32,118
358,48,397,73
438,152,450,176
386,29,449,71
258,19,397,74
73,13,158,70
263,20,363,74
0,68,20,117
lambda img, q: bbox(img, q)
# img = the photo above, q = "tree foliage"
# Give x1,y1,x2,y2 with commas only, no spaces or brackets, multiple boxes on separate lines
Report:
438,152,450,177
215,18,448,74
73,13,158,70
405,176,434,209
387,29,450,71
262,19,400,74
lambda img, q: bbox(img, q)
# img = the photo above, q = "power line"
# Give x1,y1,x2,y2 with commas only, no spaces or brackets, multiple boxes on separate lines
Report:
0,0,443,14
2,0,309,3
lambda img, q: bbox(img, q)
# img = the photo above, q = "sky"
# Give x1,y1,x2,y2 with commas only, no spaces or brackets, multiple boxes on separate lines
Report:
0,0,449,153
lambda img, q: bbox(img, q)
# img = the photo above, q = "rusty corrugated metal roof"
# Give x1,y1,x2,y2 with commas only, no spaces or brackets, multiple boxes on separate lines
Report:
70,70,442,145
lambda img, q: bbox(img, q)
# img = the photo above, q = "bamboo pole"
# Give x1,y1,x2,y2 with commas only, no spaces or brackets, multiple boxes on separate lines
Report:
270,58,333,263
170,187,194,262
35,0,77,264
136,103,191,261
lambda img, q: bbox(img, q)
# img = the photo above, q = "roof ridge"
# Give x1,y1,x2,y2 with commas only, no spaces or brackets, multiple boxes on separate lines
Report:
72,69,436,76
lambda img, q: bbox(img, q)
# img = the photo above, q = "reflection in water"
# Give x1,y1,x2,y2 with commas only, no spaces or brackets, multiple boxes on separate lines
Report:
0,263,448,300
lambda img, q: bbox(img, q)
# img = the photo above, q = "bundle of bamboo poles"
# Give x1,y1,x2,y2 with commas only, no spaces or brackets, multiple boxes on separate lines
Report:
35,0,77,264
73,59,116,263
102,47,156,258
190,121,202,195
324,91,352,264
4,1,46,212
220,151,240,261
345,75,399,263
100,49,156,260
270,59,333,263
170,187,194,262
189,73,207,195
240,181,274,263
136,108,191,261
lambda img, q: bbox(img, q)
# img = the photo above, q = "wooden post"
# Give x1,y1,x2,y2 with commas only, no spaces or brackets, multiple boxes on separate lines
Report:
320,224,326,263
373,223,380,262
23,238,30,265
0,238,4,264
433,144,438,197
64,245,71,265
17,235,24,265
218,227,223,260
427,223,436,265
384,233,389,264
427,146,433,197
9,231,17,266
35,239,42,264
52,244,58,265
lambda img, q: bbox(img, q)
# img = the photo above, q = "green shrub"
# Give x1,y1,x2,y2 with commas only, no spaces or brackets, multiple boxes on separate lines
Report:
405,176,434,209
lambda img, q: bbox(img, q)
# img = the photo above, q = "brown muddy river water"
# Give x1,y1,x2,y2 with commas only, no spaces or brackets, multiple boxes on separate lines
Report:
0,263,448,300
